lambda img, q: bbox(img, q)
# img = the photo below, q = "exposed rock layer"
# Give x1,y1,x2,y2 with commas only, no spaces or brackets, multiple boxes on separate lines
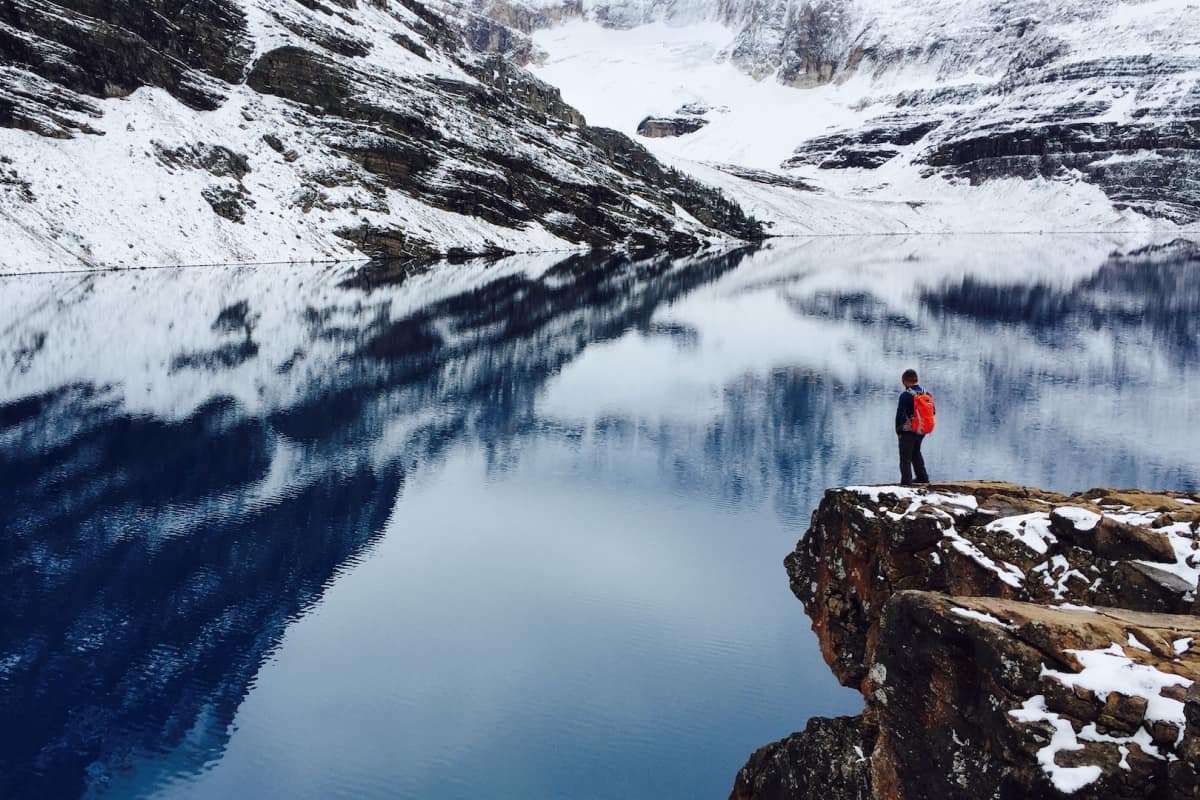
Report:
637,115,709,138
734,482,1200,800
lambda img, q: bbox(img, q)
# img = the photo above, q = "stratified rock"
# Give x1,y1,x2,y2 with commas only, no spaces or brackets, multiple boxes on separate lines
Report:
711,165,818,192
919,116,1200,225
637,115,709,138
871,593,1200,799
784,120,942,171
464,0,1200,226
0,0,762,268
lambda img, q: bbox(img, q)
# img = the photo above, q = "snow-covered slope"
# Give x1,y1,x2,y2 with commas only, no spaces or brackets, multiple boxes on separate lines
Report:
0,0,761,273
466,0,1200,234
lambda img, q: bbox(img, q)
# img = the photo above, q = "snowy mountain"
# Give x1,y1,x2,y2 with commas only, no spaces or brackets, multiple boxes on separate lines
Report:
0,0,761,273
1,0,1195,270
465,0,1200,233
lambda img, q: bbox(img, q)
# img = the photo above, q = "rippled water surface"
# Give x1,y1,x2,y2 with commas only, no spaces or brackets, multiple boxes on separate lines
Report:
4,237,1200,799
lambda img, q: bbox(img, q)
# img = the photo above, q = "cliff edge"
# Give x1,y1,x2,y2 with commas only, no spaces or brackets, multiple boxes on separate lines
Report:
733,482,1200,800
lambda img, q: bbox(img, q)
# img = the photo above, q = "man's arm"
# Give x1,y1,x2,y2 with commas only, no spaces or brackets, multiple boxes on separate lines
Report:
895,392,912,433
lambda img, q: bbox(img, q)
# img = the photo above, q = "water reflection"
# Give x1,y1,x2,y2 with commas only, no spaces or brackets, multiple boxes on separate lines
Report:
2,236,1199,798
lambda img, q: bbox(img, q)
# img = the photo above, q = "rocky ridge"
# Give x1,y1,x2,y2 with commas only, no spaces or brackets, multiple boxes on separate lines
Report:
733,482,1200,799
0,0,760,271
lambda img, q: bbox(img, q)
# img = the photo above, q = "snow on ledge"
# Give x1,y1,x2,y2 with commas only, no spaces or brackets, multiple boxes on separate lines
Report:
950,606,1014,629
1011,641,1194,791
1054,506,1102,531
843,485,979,515
985,512,1056,555
1010,695,1104,794
1041,644,1192,726
838,486,1200,598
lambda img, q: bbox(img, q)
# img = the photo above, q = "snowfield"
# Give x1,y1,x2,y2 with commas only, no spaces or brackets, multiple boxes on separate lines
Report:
528,4,1200,236
0,86,578,274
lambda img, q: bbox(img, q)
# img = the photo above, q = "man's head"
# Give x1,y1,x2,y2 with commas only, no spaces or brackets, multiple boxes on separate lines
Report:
902,368,919,387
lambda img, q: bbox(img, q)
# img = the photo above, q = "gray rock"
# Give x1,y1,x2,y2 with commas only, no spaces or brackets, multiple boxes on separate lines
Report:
730,716,873,800
637,115,709,138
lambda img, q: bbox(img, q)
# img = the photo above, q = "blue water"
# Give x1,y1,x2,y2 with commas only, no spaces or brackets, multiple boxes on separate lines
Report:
3,237,1199,799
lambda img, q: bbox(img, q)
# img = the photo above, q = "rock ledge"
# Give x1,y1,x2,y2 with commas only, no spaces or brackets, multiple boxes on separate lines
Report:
733,482,1200,800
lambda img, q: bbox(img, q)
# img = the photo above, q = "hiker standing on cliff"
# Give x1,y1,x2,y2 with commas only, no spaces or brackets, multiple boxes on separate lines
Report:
896,368,934,485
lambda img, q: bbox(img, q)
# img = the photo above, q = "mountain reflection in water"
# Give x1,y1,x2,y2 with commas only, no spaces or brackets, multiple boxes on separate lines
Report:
2,237,1199,799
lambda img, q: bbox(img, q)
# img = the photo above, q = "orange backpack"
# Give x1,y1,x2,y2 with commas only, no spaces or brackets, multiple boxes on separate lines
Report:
911,390,936,435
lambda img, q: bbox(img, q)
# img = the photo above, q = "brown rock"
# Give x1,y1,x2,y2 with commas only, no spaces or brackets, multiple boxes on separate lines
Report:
789,484,1197,690
1041,679,1099,723
871,594,1200,799
1050,510,1178,563
1151,720,1182,749
738,484,1200,800
636,115,709,138
1185,683,1200,728
1096,692,1149,735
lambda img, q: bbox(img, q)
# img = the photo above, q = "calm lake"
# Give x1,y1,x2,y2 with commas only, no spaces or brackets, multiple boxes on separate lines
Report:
3,236,1199,799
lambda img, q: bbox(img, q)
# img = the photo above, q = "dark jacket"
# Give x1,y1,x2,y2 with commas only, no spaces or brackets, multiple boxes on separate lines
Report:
896,384,925,434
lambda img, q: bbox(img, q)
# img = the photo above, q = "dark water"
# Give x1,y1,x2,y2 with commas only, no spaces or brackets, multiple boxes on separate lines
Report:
3,236,1200,799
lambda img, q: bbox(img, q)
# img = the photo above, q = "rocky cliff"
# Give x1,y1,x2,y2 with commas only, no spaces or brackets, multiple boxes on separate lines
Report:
733,482,1200,799
0,0,760,271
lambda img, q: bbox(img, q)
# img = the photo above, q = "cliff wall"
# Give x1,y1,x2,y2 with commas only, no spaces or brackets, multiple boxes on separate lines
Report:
734,482,1200,799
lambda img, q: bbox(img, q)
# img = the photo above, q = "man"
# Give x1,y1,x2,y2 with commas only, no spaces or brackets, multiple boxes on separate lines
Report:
895,368,932,485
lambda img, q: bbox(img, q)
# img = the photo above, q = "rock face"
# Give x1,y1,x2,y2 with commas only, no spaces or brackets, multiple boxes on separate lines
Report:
734,482,1200,800
731,716,873,800
794,483,1200,692
637,114,709,138
872,594,1200,800
766,0,1200,224
0,0,761,271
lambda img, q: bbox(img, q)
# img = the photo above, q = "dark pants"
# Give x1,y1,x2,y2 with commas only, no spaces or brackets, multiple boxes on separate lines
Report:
898,432,929,485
